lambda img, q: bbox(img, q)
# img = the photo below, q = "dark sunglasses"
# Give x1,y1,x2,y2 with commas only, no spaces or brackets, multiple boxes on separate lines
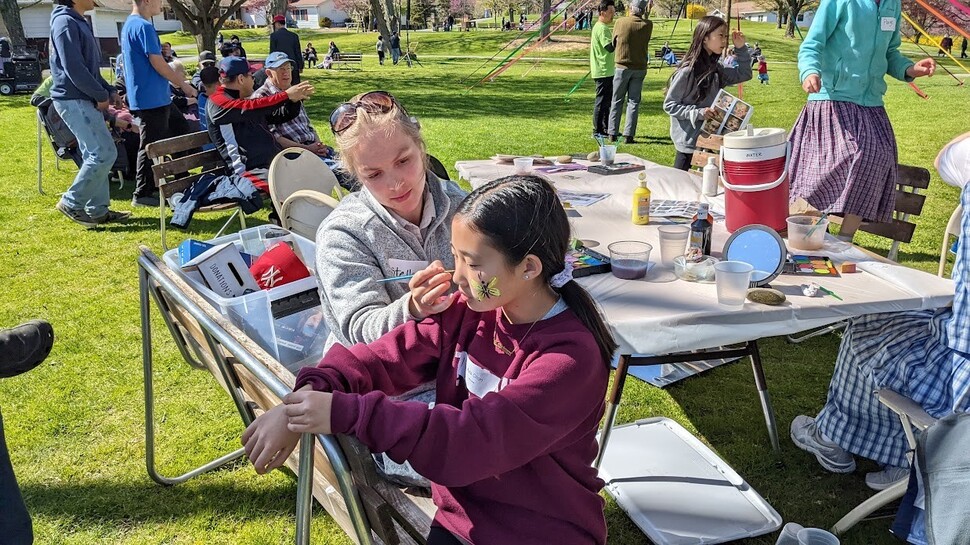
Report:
329,91,410,134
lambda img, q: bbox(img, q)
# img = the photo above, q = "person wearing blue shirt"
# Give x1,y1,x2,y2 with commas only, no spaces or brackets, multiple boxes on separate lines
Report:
121,0,196,208
48,0,131,227
787,0,935,242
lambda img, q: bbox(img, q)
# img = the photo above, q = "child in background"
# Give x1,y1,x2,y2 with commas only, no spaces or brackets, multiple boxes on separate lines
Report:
758,56,769,84
663,16,752,171
242,175,616,545
788,0,935,240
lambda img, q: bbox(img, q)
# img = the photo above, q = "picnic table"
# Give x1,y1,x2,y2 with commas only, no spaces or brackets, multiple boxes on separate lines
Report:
456,153,955,456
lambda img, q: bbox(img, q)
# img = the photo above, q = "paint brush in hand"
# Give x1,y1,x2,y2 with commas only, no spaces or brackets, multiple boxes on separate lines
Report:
377,270,455,284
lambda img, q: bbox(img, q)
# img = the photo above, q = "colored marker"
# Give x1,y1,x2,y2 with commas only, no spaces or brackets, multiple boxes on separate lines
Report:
377,270,454,284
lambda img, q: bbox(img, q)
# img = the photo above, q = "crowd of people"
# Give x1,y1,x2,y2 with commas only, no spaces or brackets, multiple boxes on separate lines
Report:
5,0,967,542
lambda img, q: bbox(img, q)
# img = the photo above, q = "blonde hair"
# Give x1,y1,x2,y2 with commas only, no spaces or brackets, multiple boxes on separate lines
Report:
168,59,185,78
333,93,428,180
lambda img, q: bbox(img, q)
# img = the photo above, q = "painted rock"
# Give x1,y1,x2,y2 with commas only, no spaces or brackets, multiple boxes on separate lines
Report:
747,287,786,306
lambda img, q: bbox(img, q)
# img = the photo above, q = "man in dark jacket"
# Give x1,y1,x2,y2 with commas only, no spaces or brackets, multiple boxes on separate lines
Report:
206,56,313,192
269,15,303,83
48,0,130,227
607,0,652,144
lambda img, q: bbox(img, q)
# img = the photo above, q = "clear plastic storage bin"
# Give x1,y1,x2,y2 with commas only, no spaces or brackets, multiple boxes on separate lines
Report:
163,225,327,371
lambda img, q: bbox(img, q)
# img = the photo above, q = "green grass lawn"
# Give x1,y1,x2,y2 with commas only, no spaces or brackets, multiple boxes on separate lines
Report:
1,20,966,544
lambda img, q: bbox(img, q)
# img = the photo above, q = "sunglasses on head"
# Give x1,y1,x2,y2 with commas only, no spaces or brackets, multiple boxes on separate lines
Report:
329,91,410,134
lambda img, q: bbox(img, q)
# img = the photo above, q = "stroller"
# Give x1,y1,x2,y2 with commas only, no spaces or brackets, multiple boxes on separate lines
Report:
34,96,131,195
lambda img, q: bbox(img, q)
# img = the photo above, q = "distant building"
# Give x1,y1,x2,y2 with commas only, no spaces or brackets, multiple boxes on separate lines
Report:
286,0,348,28
712,1,815,29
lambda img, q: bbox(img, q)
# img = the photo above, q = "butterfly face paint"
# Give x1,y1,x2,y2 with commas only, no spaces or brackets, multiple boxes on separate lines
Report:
472,272,501,301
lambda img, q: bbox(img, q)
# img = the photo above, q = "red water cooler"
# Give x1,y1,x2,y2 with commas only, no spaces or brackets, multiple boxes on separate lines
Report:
719,127,790,233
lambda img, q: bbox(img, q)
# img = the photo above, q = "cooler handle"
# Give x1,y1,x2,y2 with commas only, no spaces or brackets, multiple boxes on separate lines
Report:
719,142,790,193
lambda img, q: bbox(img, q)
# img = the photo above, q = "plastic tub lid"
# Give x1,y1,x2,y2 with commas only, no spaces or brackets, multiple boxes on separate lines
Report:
598,418,782,544
723,127,787,149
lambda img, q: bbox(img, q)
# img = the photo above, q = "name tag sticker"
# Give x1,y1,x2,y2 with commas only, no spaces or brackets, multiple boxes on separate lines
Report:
386,259,430,282
881,17,896,31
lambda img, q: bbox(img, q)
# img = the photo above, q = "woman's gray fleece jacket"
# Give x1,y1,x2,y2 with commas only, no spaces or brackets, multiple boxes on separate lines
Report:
315,172,467,350
663,46,752,154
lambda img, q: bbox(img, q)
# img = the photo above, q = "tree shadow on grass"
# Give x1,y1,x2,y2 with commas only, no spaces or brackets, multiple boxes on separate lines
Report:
20,474,308,524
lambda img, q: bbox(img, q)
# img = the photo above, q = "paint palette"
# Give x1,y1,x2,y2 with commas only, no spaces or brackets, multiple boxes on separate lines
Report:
567,246,612,278
784,255,841,277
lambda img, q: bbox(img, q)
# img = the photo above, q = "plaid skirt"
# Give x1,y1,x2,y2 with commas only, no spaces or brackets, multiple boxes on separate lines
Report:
815,310,970,468
788,100,898,222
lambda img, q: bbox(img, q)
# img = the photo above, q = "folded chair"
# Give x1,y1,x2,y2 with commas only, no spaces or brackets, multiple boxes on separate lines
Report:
268,148,343,240
831,389,937,536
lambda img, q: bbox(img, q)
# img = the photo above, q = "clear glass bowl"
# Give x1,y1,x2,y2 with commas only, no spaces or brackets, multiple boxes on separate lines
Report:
673,255,720,283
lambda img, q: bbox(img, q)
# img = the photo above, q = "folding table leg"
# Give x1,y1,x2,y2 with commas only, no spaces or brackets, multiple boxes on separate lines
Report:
747,342,780,452
595,355,631,469
140,266,246,486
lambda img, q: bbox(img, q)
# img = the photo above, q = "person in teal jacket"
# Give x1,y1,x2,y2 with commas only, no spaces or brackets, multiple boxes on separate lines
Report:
787,0,935,241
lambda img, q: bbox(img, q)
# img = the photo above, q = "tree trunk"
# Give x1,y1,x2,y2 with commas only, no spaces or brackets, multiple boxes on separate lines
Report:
369,0,393,50
786,9,799,37
540,0,551,40
776,10,782,28
0,0,26,46
269,0,286,21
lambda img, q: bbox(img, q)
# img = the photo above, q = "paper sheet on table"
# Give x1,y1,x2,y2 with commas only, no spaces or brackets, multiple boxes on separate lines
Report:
557,190,610,207
649,200,726,222
857,262,956,298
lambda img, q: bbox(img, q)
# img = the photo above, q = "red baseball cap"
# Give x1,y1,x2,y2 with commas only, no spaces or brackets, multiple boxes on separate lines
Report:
249,242,311,290
273,15,286,24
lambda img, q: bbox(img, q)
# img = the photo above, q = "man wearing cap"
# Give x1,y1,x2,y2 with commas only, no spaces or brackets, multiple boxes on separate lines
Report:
122,0,197,208
607,0,652,144
252,52,333,159
270,14,303,84
207,56,314,192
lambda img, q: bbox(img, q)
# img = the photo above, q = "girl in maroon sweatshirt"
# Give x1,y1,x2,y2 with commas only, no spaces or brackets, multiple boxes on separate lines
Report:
243,175,616,544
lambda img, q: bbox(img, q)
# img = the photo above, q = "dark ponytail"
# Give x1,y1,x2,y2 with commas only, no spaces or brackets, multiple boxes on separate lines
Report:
456,175,618,366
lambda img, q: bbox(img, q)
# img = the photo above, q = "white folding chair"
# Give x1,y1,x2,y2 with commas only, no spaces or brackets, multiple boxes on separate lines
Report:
268,147,344,211
831,389,938,536
938,205,962,278
279,189,340,240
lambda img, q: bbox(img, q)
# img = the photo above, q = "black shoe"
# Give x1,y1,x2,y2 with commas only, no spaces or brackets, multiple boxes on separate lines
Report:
132,195,161,208
0,320,54,378
92,209,132,225
608,134,618,143
625,136,637,144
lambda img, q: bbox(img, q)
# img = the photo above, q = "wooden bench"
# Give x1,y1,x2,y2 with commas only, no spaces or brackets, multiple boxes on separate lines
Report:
828,164,930,262
654,49,686,67
332,52,363,69
690,133,722,172
145,130,247,251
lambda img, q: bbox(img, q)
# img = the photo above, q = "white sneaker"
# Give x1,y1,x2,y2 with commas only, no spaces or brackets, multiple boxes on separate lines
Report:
790,415,857,473
865,466,909,491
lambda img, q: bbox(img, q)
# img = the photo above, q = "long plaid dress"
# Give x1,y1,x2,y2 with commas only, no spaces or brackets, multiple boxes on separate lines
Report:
788,101,899,223
815,181,970,468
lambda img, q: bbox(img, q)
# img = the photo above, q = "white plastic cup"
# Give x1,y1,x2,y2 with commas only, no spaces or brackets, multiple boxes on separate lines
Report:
796,528,840,545
714,260,753,310
658,225,690,265
599,145,617,166
775,523,805,545
513,157,534,175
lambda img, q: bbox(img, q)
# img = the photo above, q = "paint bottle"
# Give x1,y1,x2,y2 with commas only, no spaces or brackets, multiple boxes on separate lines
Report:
689,202,713,256
702,157,719,196
632,173,651,225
